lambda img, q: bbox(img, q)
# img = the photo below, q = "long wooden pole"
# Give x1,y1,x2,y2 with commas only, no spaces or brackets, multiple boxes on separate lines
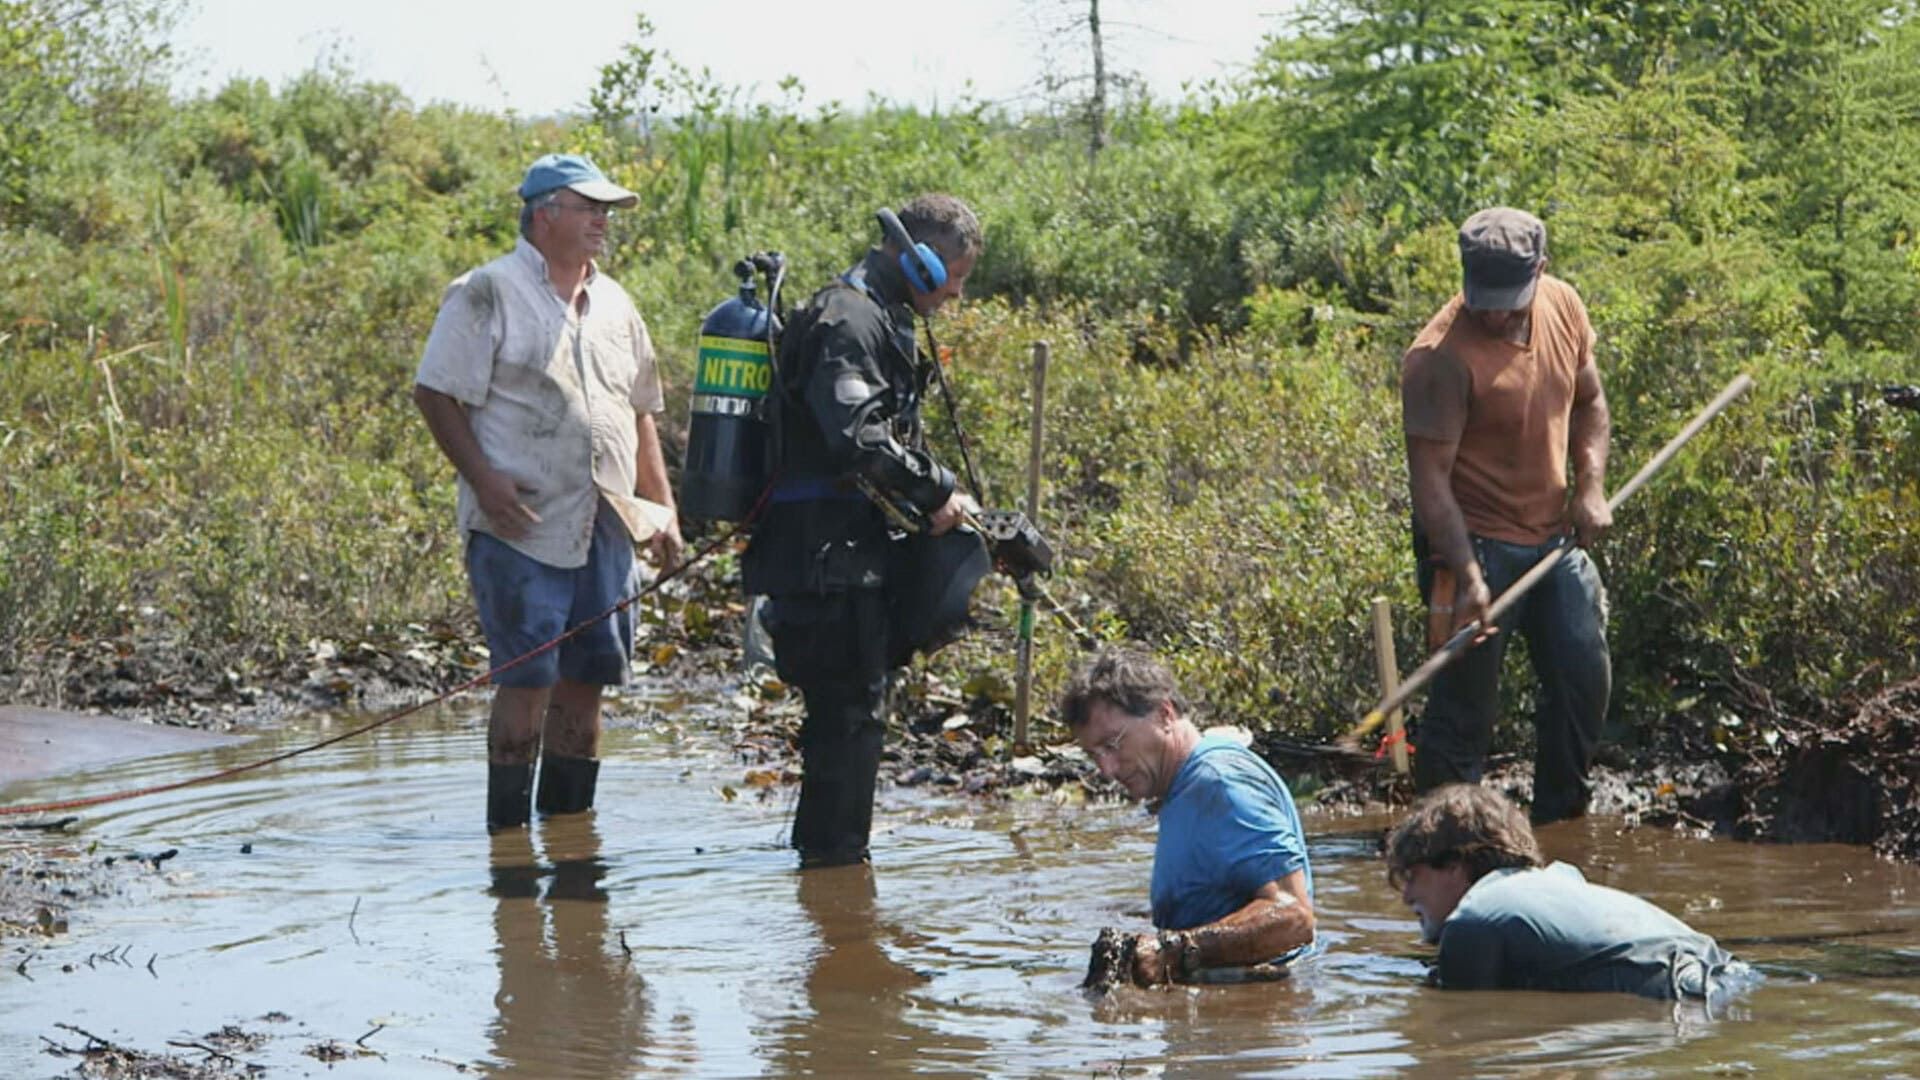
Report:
1348,372,1755,744
1012,341,1049,751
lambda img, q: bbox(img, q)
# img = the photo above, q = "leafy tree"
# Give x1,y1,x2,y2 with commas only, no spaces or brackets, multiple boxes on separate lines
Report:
1247,1,1568,219
0,0,180,215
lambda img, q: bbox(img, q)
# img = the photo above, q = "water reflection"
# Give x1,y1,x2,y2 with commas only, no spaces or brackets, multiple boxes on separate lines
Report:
487,816,648,1078
8,711,1920,1076
768,863,932,1076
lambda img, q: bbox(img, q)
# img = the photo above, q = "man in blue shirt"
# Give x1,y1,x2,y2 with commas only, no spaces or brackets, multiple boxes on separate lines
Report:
1063,647,1315,986
1385,784,1750,1000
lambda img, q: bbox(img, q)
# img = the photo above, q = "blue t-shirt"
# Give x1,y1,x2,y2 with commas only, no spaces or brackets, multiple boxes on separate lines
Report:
1150,736,1313,935
1437,861,1746,1000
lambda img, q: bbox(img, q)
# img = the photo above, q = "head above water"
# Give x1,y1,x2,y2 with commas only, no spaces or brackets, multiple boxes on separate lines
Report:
1384,784,1544,941
1060,646,1198,802
1459,206,1547,327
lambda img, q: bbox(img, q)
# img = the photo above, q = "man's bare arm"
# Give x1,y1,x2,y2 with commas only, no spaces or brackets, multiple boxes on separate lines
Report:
1567,361,1612,547
412,384,538,538
1408,434,1490,634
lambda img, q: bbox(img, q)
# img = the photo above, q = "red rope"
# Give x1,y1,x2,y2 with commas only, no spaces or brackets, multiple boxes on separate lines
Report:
1373,728,1415,760
0,498,769,819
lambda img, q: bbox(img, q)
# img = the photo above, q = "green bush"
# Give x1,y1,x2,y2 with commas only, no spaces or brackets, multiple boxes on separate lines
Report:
3,2,1918,759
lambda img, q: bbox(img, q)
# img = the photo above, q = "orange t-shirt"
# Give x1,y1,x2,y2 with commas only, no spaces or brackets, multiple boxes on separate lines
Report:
1400,275,1596,545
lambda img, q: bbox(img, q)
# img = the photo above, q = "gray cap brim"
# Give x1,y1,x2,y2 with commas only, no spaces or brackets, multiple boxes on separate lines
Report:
1463,274,1538,312
565,179,639,208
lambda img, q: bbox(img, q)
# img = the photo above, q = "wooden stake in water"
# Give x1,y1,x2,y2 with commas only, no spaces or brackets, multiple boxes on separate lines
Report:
1013,341,1049,751
1370,597,1408,774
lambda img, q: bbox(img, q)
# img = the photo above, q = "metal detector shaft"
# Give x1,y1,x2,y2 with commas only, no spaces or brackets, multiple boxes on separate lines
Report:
1013,341,1049,749
1349,372,1754,742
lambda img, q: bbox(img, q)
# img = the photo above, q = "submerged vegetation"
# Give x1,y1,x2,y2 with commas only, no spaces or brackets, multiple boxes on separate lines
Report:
3,1,1918,770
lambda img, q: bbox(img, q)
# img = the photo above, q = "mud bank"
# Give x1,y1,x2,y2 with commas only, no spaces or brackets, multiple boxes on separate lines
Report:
1727,677,1920,859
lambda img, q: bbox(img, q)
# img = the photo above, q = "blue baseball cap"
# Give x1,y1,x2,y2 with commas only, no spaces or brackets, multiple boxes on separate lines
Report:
518,153,638,207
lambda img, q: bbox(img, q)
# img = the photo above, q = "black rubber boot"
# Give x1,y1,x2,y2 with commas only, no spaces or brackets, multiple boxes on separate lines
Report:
487,763,534,834
535,755,601,816
793,693,884,868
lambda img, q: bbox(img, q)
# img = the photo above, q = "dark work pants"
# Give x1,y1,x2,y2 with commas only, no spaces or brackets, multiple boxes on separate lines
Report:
765,587,890,866
1415,533,1612,825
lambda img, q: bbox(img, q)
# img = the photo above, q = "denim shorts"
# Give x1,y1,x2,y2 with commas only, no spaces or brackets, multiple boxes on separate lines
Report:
465,500,637,689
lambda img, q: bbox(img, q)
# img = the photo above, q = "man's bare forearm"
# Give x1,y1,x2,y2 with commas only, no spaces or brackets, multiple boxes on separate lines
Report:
633,411,676,509
1183,894,1314,970
1569,388,1610,497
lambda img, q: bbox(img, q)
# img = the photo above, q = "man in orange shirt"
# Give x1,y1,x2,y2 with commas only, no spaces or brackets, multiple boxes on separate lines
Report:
1400,207,1612,825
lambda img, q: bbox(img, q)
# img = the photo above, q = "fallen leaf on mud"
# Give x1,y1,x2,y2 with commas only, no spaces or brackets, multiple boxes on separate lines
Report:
718,786,738,802
962,672,1012,704
744,769,779,788
306,1040,377,1062
652,644,680,666
1657,781,1676,797
34,906,66,935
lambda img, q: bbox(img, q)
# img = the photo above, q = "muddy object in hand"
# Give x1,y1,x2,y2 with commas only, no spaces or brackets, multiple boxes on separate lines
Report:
1082,926,1140,993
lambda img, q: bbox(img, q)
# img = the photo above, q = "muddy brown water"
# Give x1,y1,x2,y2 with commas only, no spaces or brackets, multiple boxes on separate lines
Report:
3,693,1920,1077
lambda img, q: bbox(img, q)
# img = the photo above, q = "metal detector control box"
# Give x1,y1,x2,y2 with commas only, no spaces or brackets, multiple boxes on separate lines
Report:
976,509,1053,579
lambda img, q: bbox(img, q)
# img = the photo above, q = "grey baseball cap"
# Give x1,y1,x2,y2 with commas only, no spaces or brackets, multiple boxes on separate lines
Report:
1459,207,1546,311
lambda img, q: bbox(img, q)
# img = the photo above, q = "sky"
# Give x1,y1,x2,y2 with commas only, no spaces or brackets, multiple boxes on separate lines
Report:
170,1,1295,116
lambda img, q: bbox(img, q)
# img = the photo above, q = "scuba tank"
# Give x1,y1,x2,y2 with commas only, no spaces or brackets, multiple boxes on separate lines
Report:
679,253,784,523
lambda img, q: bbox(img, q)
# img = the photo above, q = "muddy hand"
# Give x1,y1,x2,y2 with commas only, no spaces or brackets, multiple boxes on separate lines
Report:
1129,932,1172,986
1081,927,1136,992
648,516,685,568
475,468,540,539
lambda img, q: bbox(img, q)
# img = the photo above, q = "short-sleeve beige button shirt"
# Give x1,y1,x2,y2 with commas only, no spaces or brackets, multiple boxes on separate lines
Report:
415,238,665,569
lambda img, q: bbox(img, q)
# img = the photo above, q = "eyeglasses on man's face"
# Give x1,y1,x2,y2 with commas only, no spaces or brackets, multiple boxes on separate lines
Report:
1092,722,1133,762
553,199,616,219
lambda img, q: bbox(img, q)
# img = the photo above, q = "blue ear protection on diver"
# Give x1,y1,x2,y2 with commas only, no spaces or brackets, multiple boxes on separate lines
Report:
876,207,947,293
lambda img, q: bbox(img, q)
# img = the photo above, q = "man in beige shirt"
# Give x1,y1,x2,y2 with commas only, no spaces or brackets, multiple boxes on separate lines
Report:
414,153,683,833
1400,207,1612,825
